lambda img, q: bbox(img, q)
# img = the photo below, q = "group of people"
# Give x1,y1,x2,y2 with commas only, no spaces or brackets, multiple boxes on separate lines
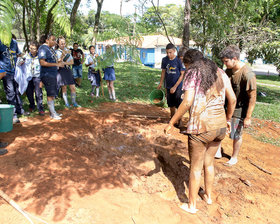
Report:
159,43,256,213
0,34,117,155
0,34,117,121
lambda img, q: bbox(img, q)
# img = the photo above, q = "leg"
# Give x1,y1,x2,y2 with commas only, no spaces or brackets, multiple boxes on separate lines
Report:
26,78,35,111
110,81,116,100
33,77,44,113
225,137,242,166
170,106,176,118
61,86,69,107
214,142,222,159
224,118,244,166
2,75,23,116
203,141,221,204
70,84,80,107
106,80,112,99
182,135,207,213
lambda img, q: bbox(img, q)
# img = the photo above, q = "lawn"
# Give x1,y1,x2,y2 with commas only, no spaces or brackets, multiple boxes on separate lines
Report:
0,62,279,123
256,74,280,86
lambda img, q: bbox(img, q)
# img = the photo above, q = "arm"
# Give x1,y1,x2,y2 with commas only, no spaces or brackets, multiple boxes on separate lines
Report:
164,89,195,134
244,88,257,128
81,51,85,64
39,59,63,67
157,69,165,89
170,70,184,94
224,75,236,121
63,59,74,66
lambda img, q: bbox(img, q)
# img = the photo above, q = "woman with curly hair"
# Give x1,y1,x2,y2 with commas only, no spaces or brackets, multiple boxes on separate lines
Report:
164,49,236,213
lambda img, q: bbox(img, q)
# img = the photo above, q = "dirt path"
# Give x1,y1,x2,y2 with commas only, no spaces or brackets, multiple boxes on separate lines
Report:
0,102,279,224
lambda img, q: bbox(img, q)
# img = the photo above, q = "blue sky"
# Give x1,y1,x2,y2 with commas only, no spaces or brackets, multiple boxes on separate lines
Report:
80,0,185,15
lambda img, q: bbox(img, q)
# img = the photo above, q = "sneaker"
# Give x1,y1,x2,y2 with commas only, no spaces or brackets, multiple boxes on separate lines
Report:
65,103,70,108
39,111,45,116
73,103,81,108
51,113,62,120
0,142,8,148
90,92,95,97
13,117,20,124
29,108,34,113
0,149,8,156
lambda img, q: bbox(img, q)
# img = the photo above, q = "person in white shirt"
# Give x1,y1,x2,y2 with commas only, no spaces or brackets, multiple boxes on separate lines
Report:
25,41,44,115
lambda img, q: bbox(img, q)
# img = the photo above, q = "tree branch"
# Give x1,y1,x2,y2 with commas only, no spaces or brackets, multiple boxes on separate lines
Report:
150,0,174,45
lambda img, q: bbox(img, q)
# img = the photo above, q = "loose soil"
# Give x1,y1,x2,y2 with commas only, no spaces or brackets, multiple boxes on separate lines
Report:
0,102,279,224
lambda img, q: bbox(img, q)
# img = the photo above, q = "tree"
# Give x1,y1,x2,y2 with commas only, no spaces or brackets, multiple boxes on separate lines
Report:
92,0,104,44
182,0,191,49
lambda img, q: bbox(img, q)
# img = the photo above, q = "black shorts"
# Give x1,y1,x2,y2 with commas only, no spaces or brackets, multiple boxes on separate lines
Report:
41,75,58,97
166,88,183,108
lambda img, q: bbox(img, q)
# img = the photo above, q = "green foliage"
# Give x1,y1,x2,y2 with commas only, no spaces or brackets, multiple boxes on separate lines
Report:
50,0,71,37
0,0,15,45
138,4,184,37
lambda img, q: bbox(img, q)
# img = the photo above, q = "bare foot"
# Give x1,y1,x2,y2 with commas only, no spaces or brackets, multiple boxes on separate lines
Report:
180,203,198,214
224,157,238,166
203,194,212,205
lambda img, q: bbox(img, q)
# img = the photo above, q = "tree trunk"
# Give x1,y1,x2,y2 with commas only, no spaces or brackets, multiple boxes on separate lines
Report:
120,0,123,17
70,0,82,30
44,0,59,35
23,0,29,51
183,0,191,49
35,0,40,42
26,0,34,40
93,0,104,44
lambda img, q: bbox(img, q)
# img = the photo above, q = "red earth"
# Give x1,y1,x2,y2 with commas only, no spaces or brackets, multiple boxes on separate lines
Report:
0,102,279,224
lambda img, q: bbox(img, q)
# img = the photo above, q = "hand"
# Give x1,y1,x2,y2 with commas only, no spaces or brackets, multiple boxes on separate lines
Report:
243,117,251,128
170,86,177,94
57,62,64,68
157,83,162,89
0,71,6,79
39,81,44,88
226,121,231,135
164,124,173,135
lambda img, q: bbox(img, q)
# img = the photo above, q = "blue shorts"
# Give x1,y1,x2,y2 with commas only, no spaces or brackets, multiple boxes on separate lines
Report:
72,64,83,78
41,75,58,97
166,88,183,108
229,117,244,140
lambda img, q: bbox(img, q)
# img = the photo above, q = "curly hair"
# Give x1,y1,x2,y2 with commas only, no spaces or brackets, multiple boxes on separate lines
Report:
183,49,218,94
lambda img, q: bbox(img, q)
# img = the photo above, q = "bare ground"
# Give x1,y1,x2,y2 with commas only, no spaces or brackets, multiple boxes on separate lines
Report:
0,102,279,224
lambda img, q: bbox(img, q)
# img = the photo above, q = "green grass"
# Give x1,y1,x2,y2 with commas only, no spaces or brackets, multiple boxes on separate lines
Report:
256,75,280,86
254,85,280,122
1,62,279,123
0,62,162,113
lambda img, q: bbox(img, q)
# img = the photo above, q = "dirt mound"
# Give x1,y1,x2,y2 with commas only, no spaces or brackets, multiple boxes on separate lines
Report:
0,102,279,224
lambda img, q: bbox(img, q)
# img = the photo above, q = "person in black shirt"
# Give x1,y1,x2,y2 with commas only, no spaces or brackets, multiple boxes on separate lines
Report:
71,43,84,87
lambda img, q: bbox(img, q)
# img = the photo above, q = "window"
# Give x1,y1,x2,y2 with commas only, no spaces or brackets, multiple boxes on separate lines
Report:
161,48,166,54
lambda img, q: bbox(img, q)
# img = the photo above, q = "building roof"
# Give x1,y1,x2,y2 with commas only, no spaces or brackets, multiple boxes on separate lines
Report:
96,35,195,48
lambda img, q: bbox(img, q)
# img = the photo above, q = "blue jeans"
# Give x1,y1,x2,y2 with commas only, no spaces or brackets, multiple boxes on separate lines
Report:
26,77,44,112
72,64,83,78
2,74,24,116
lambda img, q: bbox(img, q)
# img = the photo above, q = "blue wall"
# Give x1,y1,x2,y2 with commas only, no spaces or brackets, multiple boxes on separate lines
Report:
139,48,155,67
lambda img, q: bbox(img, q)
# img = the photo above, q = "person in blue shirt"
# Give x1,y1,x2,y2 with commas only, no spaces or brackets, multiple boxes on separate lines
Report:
38,34,64,120
157,43,185,126
0,38,26,123
25,40,44,116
